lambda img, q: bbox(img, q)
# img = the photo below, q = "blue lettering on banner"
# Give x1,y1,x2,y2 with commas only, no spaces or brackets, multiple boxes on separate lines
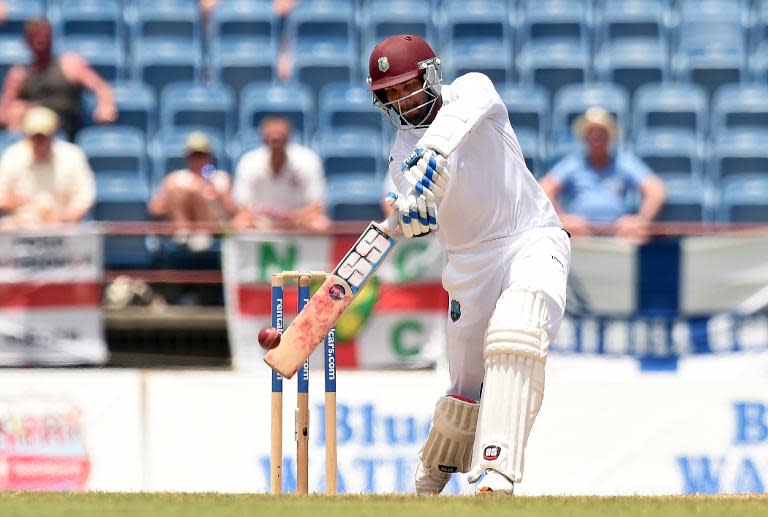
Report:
551,314,768,358
733,402,768,444
677,457,723,494
327,403,430,446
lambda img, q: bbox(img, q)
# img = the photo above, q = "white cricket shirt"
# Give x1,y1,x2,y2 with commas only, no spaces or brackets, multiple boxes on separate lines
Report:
388,73,561,252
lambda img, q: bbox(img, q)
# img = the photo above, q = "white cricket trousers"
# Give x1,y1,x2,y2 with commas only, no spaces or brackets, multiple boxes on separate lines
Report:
441,226,571,401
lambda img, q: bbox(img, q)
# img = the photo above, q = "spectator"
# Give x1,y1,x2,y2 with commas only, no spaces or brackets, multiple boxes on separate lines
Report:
0,106,95,226
0,18,117,140
149,131,237,252
233,116,330,233
539,107,666,243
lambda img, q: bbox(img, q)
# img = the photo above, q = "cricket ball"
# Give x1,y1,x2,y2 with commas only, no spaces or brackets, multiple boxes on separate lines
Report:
258,327,281,350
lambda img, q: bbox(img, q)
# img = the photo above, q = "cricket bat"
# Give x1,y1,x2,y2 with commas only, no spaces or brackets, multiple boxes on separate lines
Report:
264,215,398,378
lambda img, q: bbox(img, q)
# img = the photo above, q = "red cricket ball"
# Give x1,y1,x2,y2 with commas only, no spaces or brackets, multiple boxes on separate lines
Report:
258,327,281,350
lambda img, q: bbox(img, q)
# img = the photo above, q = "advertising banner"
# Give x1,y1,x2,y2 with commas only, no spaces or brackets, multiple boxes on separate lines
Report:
0,228,107,366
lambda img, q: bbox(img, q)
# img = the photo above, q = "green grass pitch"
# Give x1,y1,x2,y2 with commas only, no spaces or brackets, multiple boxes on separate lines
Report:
0,493,766,517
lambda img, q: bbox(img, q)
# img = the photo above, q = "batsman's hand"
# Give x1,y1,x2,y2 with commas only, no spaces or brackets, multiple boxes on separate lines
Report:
384,191,438,239
401,146,450,202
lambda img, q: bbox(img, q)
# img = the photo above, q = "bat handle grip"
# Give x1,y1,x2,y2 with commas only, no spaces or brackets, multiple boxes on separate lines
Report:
379,212,400,236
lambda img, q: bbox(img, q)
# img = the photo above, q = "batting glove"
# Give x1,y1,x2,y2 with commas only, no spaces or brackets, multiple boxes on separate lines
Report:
384,191,438,239
401,147,450,202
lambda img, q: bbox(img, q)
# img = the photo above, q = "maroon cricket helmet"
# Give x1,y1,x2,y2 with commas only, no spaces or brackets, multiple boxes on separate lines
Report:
368,34,439,94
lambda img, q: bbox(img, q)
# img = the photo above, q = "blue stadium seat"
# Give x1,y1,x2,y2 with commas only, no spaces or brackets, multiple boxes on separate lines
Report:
93,178,154,268
674,25,746,98
551,83,630,142
110,81,157,134
209,38,275,98
286,0,355,47
326,174,385,221
594,38,668,100
710,129,768,181
520,0,590,47
0,36,30,82
210,0,276,45
0,1,45,36
500,83,550,142
441,0,510,47
151,126,226,186
51,0,123,41
514,127,545,178
720,174,768,222
710,83,768,135
632,82,708,140
160,81,235,138
364,0,434,43
239,82,315,137
750,40,768,82
76,125,147,179
752,0,768,50
317,128,383,179
319,82,382,135
596,0,667,46
293,39,355,99
517,38,591,100
131,37,202,96
657,174,707,222
633,129,701,179
444,38,513,84
132,0,201,41
58,36,124,82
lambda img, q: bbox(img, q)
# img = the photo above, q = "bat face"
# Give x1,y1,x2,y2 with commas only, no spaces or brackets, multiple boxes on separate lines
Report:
264,221,397,378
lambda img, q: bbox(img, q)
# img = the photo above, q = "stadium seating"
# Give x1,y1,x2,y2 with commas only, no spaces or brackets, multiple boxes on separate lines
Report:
131,37,202,97
632,83,708,140
239,82,315,138
443,38,513,84
594,38,668,100
710,83,768,135
441,0,510,48
132,0,201,42
633,129,702,180
517,38,591,101
51,0,123,41
318,82,382,136
0,1,45,36
317,128,383,179
500,83,550,142
710,129,768,180
106,81,157,135
293,39,356,99
76,125,147,180
363,0,434,44
656,174,709,222
160,81,235,138
209,38,276,98
209,0,276,46
720,174,768,222
285,0,355,48
520,0,590,47
596,0,667,46
326,173,385,221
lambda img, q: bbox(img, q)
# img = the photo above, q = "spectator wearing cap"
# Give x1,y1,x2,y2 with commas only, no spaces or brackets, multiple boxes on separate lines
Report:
233,116,330,233
149,131,237,252
0,18,117,140
0,106,95,226
539,107,666,243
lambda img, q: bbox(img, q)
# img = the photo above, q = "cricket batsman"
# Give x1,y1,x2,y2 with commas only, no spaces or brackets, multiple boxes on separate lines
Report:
367,35,571,494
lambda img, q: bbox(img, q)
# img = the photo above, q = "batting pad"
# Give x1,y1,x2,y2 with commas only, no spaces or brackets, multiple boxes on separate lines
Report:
419,395,480,474
468,286,549,484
